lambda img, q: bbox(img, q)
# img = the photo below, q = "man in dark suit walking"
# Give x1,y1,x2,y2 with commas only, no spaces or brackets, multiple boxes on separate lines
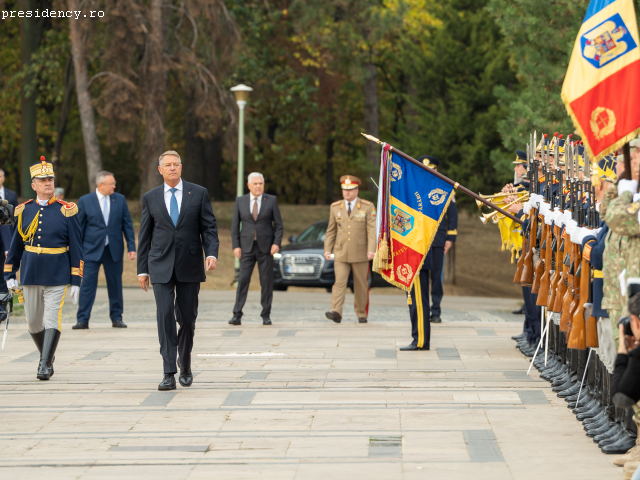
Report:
137,150,219,391
73,171,136,329
229,172,283,326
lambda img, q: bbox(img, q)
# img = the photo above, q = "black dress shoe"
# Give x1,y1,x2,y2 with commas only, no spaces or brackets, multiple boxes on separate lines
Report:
358,317,367,323
262,317,272,326
430,316,442,323
179,369,193,387
512,305,526,315
158,374,176,391
601,432,637,454
325,311,342,323
229,316,241,326
112,320,127,328
512,332,527,340
399,344,429,351
72,322,88,329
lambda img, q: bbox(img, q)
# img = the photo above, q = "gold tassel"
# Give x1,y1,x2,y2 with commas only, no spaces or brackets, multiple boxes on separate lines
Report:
407,295,412,305
372,251,380,272
378,234,389,270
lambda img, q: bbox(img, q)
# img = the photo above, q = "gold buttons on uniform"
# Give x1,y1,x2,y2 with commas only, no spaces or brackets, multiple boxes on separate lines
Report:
38,236,41,239
38,229,41,231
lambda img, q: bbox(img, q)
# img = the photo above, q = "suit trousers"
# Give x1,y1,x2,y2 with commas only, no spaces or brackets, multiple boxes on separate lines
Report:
153,271,200,374
233,241,274,318
408,269,430,348
331,260,369,318
77,245,124,324
23,285,68,333
430,247,445,317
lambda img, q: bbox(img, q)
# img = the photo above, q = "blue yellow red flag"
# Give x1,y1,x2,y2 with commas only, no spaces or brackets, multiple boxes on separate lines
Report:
373,145,454,292
561,0,640,160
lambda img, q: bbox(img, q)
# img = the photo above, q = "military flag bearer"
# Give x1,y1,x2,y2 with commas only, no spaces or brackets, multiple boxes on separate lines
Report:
4,157,83,380
400,250,433,351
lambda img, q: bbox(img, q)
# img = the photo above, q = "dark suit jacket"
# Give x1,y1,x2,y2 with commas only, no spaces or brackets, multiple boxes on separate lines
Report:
137,181,219,284
1,187,18,252
77,191,136,262
231,193,283,254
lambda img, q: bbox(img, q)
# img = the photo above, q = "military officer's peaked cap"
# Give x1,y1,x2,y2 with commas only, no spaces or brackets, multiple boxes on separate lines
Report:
630,137,640,149
30,156,55,179
417,155,440,167
340,175,360,190
513,150,527,165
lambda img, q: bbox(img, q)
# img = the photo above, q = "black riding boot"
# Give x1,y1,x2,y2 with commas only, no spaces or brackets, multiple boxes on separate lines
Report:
37,329,61,381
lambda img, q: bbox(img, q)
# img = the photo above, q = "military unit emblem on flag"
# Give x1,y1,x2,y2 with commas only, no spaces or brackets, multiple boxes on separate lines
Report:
562,0,640,160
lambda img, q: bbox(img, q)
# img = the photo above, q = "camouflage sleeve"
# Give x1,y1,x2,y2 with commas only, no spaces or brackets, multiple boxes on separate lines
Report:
600,179,618,217
603,190,640,236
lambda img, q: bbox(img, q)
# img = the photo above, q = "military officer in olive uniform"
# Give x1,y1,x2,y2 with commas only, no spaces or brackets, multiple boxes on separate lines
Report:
324,175,376,323
4,158,83,380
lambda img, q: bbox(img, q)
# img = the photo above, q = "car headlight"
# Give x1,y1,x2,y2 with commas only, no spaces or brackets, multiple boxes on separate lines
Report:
274,253,282,259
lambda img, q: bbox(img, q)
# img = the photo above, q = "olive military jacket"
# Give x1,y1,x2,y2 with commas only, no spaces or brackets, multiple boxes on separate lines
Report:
324,198,376,263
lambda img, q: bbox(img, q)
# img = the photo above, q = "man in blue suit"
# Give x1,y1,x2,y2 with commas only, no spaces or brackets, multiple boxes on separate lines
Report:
73,171,136,329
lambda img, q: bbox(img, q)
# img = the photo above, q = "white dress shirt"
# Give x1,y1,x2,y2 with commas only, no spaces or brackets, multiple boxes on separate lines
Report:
37,197,50,206
0,186,5,201
164,179,183,214
138,179,215,277
96,189,110,245
344,198,357,214
251,194,263,215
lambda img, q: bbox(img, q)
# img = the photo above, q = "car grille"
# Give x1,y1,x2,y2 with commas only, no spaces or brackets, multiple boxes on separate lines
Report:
280,254,324,280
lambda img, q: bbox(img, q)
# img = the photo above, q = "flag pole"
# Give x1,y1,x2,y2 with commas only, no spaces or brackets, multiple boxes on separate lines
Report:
362,133,523,225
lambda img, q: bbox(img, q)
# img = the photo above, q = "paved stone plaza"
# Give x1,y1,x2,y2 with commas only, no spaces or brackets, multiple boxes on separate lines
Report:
0,289,620,479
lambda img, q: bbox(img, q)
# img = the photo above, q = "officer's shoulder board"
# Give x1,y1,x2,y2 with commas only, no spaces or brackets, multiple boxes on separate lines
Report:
57,199,78,217
625,201,640,216
360,199,372,205
14,199,33,217
331,200,342,207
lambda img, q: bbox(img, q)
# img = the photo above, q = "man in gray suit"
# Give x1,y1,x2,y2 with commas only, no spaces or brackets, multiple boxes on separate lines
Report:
230,172,283,326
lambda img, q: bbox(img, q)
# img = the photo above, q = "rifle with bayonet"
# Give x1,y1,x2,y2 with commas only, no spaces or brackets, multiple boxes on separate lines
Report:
560,142,578,331
513,138,532,284
520,132,540,286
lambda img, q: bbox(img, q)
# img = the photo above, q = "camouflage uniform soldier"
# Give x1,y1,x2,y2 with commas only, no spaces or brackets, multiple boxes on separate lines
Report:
324,176,376,323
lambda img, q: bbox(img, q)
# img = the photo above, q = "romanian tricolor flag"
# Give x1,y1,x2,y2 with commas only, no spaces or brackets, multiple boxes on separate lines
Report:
373,145,454,296
562,0,640,160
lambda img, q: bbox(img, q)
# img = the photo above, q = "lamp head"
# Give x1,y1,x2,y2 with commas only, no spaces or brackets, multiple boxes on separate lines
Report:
231,84,253,103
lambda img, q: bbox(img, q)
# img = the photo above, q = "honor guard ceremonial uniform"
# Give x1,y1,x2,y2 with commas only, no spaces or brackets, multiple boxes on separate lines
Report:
4,158,83,380
324,175,376,323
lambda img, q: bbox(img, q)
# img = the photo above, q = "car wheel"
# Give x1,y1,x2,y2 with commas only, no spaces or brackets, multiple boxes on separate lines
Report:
274,285,288,291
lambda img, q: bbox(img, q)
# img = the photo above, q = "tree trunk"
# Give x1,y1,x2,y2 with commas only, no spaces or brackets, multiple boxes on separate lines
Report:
140,0,167,195
363,62,379,195
19,0,38,197
52,54,75,165
68,0,102,191
325,136,334,204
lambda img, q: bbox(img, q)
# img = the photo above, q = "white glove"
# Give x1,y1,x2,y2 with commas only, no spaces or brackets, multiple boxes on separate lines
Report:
6,278,18,291
618,179,638,196
633,193,640,202
70,286,80,305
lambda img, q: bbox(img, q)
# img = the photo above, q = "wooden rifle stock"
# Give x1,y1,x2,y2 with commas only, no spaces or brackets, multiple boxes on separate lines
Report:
520,208,537,286
547,226,562,309
513,226,527,284
559,243,575,332
531,221,546,294
586,315,599,347
568,253,589,350
552,242,568,313
566,244,582,333
536,223,553,306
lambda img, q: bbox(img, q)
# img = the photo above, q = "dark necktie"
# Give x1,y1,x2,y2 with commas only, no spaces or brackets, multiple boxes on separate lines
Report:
347,202,352,216
253,197,258,240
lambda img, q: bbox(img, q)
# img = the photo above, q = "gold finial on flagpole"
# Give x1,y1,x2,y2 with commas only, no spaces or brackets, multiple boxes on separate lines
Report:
361,133,383,145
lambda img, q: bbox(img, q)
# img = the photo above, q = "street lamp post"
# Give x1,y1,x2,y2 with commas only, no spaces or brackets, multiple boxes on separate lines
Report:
231,84,253,280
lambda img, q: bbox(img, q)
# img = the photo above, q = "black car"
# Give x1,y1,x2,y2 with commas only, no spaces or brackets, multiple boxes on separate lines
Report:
273,220,390,291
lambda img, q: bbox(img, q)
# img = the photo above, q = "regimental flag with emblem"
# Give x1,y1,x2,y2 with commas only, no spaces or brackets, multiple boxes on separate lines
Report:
561,0,640,160
373,145,454,298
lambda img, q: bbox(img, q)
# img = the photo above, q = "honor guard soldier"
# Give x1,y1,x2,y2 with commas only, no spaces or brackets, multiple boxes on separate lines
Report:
417,156,457,324
4,157,83,380
324,175,376,323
